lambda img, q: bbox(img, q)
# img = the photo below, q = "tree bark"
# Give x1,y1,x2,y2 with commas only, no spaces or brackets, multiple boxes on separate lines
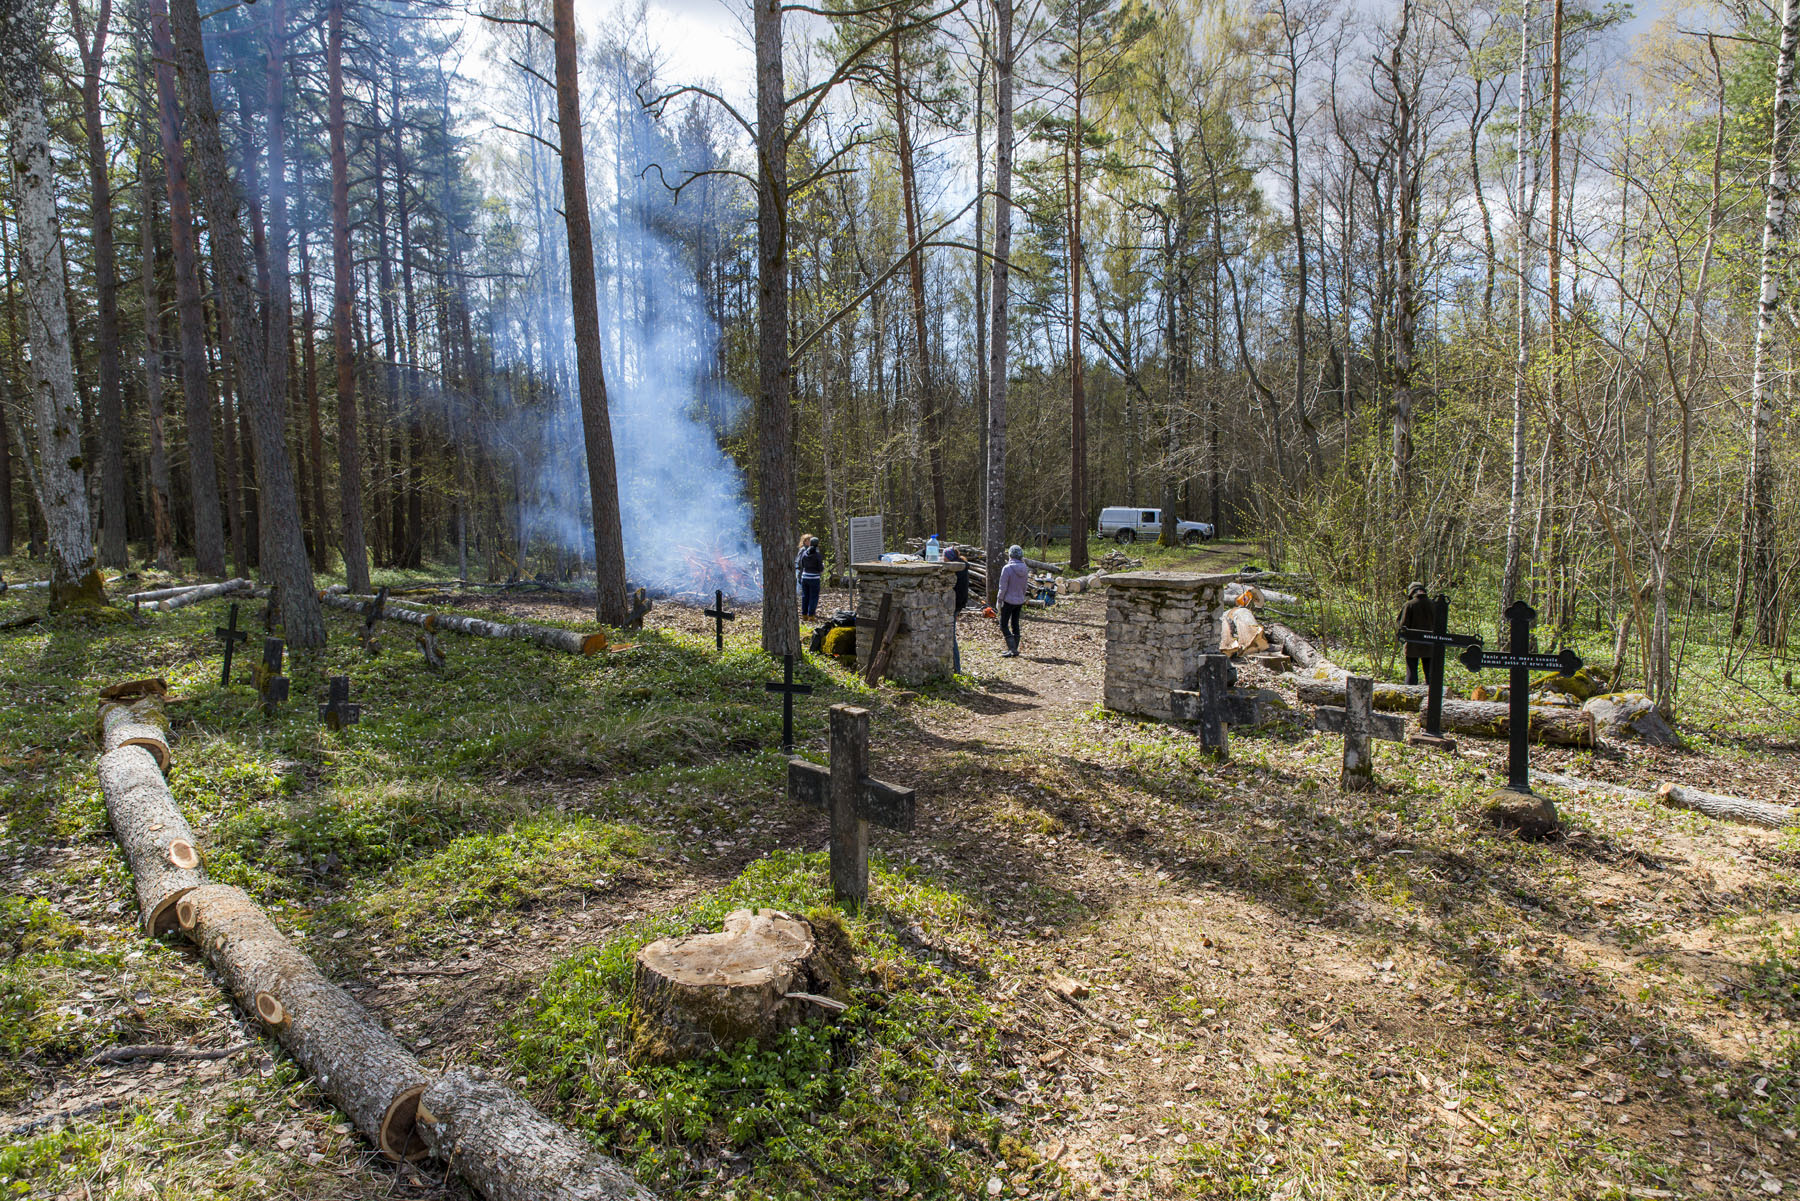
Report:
983,0,1014,607
1067,39,1088,574
98,696,172,769
70,0,128,569
3,17,101,608
1499,0,1530,647
97,745,204,936
137,76,176,571
146,0,225,577
328,0,370,593
264,0,295,571
551,0,630,626
754,0,799,655
166,0,322,646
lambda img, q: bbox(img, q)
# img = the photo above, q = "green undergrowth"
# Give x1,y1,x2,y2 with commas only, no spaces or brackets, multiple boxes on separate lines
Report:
508,850,1034,1199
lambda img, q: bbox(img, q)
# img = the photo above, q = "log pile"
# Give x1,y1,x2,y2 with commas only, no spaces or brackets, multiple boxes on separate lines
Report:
321,591,609,656
134,578,256,612
92,685,652,1198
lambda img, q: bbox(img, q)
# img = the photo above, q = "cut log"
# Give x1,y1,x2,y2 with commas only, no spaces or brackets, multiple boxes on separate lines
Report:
125,583,211,604
148,578,253,611
97,745,206,935
320,592,607,655
1296,677,1429,712
1264,622,1345,680
1438,699,1596,747
632,909,849,1063
98,696,171,771
418,1067,654,1201
179,884,430,1159
1657,784,1794,830
99,677,169,702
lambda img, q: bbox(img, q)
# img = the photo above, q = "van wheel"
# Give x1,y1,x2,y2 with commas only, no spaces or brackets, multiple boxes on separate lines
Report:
1182,530,1201,546
1115,529,1136,544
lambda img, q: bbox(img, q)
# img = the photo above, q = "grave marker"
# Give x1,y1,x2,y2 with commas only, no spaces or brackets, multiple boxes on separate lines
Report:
1169,654,1268,759
704,589,736,652
1459,601,1583,795
254,638,289,718
260,586,279,634
787,704,915,904
320,676,361,731
359,586,389,655
1313,676,1408,790
417,628,446,672
765,654,813,752
215,603,248,686
1394,593,1478,751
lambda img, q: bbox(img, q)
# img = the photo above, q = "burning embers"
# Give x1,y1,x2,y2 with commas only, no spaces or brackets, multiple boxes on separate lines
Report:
633,536,762,605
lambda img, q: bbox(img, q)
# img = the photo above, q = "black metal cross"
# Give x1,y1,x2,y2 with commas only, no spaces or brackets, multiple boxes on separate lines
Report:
359,586,389,655
1395,594,1480,749
254,638,289,718
215,603,248,686
788,704,916,904
703,589,736,651
320,676,361,731
765,654,813,752
1460,601,1583,794
1170,654,1265,759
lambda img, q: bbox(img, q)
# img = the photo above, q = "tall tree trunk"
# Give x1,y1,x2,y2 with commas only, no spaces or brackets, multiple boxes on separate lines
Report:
166,0,323,646
0,363,12,556
551,0,630,625
1067,42,1089,574
328,0,370,592
1738,0,1799,645
138,106,175,570
973,41,989,554
892,38,947,540
297,156,329,560
1499,0,1530,644
146,0,225,575
70,0,128,568
984,0,1013,605
264,0,296,568
2,12,100,606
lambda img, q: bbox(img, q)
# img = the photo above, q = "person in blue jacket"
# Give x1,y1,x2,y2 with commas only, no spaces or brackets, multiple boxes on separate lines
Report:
795,534,824,617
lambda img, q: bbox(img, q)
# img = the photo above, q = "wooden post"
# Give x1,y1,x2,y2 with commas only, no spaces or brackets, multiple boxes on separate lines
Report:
1342,675,1376,792
829,705,870,905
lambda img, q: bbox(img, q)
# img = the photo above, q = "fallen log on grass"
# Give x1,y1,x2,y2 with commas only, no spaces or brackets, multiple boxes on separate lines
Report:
1265,622,1346,681
146,578,253,612
96,746,205,935
418,1069,655,1201
125,583,210,604
1296,677,1429,712
98,696,171,770
1656,783,1794,830
320,591,608,655
1436,699,1596,748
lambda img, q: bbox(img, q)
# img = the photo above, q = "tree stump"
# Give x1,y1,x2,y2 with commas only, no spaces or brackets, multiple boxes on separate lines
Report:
632,909,852,1062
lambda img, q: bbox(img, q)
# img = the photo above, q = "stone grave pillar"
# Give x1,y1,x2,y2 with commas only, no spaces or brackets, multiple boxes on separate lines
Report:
1101,571,1233,721
853,562,959,685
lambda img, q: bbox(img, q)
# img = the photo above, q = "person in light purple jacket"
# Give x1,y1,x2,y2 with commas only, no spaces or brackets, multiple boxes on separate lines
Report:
996,544,1031,657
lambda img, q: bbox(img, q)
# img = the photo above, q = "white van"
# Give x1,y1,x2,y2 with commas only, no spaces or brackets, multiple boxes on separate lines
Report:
1096,506,1214,545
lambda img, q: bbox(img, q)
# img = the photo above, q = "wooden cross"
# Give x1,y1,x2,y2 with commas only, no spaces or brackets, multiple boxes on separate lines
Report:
254,638,289,718
1170,654,1266,759
260,586,280,634
359,586,389,655
624,587,653,630
417,628,446,673
1460,601,1583,795
787,704,916,904
319,676,361,731
765,654,813,752
703,589,736,651
215,602,248,686
1313,676,1408,791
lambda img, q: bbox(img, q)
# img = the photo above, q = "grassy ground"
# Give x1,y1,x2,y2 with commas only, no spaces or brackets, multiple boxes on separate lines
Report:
1,552,1797,1199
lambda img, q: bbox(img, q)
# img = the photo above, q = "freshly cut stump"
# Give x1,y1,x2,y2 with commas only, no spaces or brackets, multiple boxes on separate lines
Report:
180,884,431,1159
97,746,205,934
98,696,172,771
418,1067,654,1201
632,909,848,1062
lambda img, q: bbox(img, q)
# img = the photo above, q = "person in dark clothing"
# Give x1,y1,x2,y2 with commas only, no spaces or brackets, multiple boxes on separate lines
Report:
996,545,1031,656
942,547,969,671
795,534,824,617
1398,581,1434,685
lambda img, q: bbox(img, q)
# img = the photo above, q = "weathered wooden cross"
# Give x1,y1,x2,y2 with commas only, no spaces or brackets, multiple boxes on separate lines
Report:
787,704,916,904
1170,654,1267,759
260,586,280,634
625,587,653,630
1394,593,1478,751
704,589,736,651
215,603,248,686
254,638,289,718
417,628,446,672
1313,676,1409,791
1460,601,1583,795
320,676,361,731
765,654,813,752
359,586,389,655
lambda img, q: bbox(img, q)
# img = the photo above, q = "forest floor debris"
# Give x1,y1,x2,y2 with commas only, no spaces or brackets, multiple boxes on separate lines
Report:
2,546,1798,1199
